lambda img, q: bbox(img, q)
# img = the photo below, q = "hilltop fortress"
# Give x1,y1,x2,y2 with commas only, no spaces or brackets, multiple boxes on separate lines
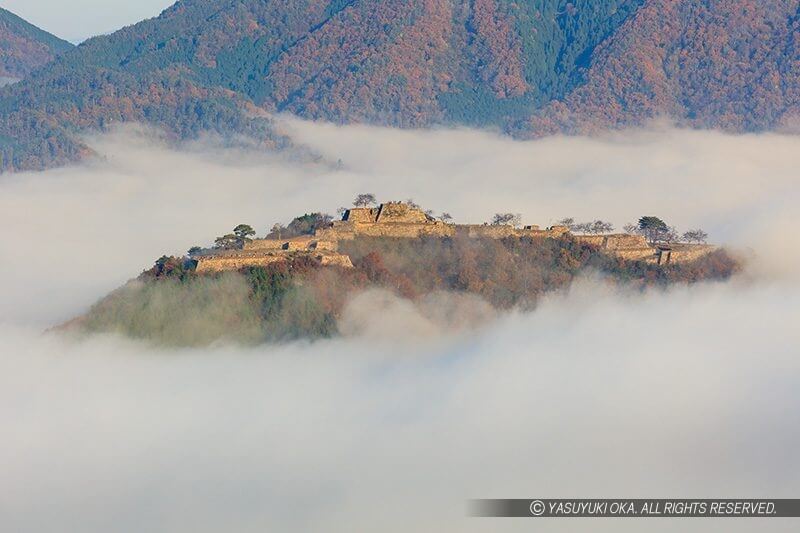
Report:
195,202,715,273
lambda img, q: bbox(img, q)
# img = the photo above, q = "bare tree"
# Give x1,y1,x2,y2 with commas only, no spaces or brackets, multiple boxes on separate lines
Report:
682,229,708,244
556,217,613,234
623,223,639,235
557,217,575,227
572,222,592,234
590,220,614,234
405,198,421,209
491,213,522,226
268,223,285,239
663,226,680,244
353,193,377,207
440,213,453,223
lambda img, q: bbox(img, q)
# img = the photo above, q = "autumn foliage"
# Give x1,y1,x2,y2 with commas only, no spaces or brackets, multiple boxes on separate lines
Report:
85,234,741,345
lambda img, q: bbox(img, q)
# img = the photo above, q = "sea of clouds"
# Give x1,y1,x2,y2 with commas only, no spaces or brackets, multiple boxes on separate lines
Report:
0,120,799,532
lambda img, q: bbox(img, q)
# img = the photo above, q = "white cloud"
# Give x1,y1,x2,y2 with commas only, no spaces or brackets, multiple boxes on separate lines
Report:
0,121,799,532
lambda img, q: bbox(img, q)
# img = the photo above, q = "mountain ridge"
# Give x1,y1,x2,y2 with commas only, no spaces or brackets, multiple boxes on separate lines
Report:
0,7,73,81
0,0,798,173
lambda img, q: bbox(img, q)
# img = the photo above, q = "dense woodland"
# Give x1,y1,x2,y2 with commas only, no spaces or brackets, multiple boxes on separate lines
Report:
2,0,799,171
79,234,739,346
0,8,73,80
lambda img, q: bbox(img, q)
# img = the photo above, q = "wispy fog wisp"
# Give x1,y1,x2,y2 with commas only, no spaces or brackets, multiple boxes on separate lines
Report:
0,121,799,532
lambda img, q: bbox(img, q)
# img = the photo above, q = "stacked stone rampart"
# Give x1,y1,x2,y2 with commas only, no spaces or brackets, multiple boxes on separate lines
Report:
573,233,717,264
195,250,353,272
193,202,716,273
655,244,717,265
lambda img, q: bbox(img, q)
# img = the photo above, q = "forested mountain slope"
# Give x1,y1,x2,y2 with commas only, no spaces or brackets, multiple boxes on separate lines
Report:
526,0,800,135
0,0,797,172
0,8,73,81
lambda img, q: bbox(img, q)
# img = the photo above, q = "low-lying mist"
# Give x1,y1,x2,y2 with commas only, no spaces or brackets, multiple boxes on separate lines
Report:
1,120,799,532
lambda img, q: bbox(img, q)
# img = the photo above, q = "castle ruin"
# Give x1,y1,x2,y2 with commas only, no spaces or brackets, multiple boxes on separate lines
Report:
194,202,715,272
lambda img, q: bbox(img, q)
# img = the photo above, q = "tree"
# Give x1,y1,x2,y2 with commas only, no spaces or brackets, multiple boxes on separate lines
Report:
353,193,377,207
405,198,421,209
638,216,670,244
440,212,453,223
557,217,576,229
590,220,614,234
187,246,202,256
572,222,591,234
233,224,255,242
663,226,680,244
682,229,708,244
214,234,239,250
151,255,192,280
638,216,668,232
285,213,333,237
491,213,522,226
268,223,286,239
623,223,639,235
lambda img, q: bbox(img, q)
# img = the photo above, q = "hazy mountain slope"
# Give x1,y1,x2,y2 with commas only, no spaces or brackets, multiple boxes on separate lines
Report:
0,7,73,80
528,0,800,134
0,0,798,173
0,0,644,171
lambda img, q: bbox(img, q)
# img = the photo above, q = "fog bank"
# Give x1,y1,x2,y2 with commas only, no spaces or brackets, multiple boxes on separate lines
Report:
1,121,799,532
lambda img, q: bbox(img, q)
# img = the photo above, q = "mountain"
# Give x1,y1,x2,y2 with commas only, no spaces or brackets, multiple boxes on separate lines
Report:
0,0,798,172
0,8,73,82
526,0,800,135
69,202,738,346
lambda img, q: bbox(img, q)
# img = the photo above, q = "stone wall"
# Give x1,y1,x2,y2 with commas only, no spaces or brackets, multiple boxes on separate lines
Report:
245,235,339,252
316,223,356,241
196,250,352,272
657,244,717,265
458,224,516,238
574,234,649,249
196,253,289,273
350,221,455,238
194,202,716,273
605,234,649,249
244,239,286,251
343,207,378,223
375,202,431,223
574,233,715,264
458,224,570,239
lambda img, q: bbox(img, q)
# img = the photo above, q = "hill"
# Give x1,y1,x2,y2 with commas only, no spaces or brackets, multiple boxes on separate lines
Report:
68,201,739,346
0,8,73,82
1,0,798,172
